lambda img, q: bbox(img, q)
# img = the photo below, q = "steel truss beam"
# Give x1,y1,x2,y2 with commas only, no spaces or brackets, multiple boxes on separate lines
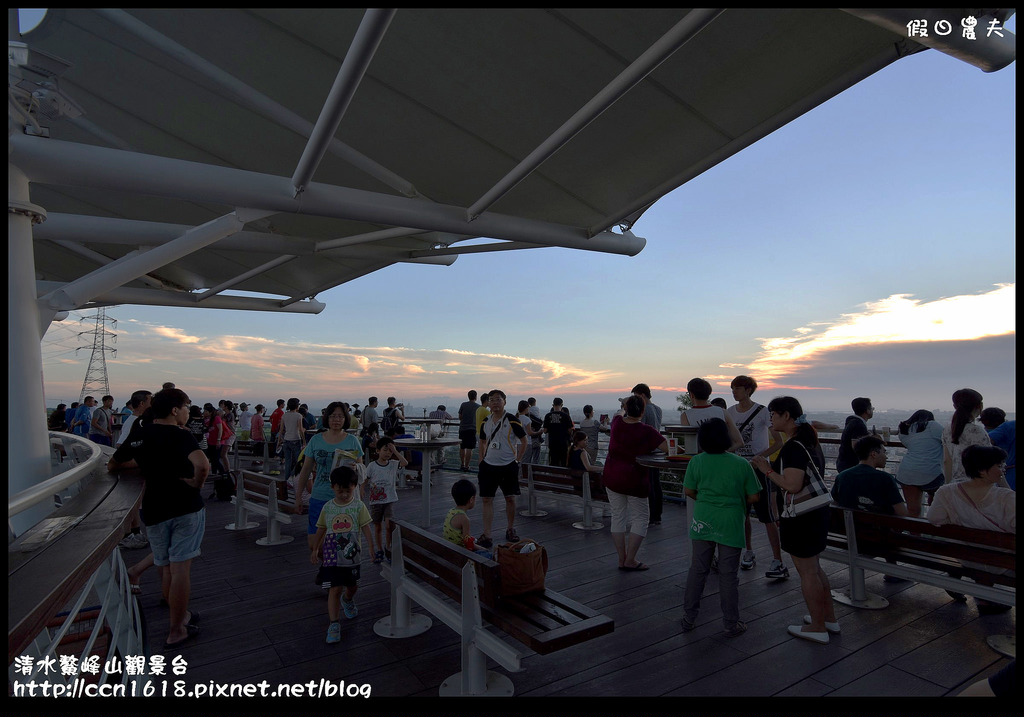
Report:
36,208,273,311
35,281,326,313
36,213,459,265
95,8,419,197
466,8,724,221
291,9,395,196
12,135,646,256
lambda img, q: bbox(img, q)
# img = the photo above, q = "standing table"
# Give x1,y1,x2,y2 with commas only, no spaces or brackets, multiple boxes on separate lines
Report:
393,437,461,528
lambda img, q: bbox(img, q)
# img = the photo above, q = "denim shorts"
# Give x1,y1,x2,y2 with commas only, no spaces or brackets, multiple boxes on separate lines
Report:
148,509,206,566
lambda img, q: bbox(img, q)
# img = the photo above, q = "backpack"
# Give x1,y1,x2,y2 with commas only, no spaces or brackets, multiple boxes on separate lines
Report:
381,407,403,435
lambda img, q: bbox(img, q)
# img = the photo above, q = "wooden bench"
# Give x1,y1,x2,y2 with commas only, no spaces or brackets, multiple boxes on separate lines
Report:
226,470,295,545
822,505,1015,656
374,520,614,695
518,463,609,530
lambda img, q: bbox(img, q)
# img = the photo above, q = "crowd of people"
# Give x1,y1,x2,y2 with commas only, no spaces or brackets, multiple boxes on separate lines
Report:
90,377,1013,657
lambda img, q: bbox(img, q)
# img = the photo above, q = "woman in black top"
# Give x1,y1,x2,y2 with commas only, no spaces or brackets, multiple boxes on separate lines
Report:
752,396,837,645
109,388,210,650
568,431,601,473
48,404,67,431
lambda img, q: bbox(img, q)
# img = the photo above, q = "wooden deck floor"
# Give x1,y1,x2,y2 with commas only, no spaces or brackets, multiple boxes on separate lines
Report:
127,460,1014,708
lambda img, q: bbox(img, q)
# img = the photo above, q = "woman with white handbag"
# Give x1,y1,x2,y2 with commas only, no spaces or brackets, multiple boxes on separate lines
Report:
752,396,838,644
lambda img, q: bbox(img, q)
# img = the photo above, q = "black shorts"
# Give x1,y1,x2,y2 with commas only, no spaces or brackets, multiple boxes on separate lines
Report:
316,564,360,588
779,505,830,558
459,428,477,449
750,467,779,524
478,461,521,498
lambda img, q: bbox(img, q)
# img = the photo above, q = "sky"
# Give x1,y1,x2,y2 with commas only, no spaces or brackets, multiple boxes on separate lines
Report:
28,9,1016,416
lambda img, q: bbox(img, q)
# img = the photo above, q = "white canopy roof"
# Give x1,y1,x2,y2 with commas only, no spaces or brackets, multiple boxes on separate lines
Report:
11,8,1016,314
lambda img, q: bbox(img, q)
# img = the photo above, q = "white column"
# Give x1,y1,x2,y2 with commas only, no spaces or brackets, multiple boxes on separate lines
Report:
8,163,55,535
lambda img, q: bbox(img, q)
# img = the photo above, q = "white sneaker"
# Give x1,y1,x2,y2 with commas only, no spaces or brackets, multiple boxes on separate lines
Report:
119,533,149,550
740,550,756,570
765,559,789,579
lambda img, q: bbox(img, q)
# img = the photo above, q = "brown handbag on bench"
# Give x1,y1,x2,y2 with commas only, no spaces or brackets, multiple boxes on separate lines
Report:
495,539,548,595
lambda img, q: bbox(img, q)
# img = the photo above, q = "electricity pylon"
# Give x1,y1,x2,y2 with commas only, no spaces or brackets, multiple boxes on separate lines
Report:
77,308,116,401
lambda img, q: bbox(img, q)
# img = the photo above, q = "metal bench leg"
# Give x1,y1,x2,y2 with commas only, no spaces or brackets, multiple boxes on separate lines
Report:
439,563,515,697
374,531,432,638
256,487,294,546
519,465,548,517
831,509,888,609
225,476,258,531
573,474,604,531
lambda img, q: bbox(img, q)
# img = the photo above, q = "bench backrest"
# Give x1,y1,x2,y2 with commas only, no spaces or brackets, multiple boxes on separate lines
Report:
391,519,502,608
520,463,607,500
828,505,1016,575
239,470,293,508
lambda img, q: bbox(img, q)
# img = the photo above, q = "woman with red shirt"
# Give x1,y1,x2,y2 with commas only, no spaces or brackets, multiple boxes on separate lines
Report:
602,395,668,571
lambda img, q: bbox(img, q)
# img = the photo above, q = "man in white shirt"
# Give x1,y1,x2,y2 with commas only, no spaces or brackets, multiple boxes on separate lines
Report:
728,375,787,578
116,390,153,448
476,390,527,548
237,403,254,439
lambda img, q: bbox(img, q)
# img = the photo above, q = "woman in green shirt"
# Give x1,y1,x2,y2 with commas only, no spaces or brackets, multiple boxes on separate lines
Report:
681,418,760,637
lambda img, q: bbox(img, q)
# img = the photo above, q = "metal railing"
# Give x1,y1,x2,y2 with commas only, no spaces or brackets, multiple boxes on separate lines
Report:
9,432,106,520
9,434,146,683
10,549,146,693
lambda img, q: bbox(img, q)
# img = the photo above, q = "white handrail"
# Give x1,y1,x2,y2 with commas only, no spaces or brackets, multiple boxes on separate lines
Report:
7,432,105,519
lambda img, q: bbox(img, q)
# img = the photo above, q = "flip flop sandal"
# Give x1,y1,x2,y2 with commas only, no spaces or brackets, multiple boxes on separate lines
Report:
163,623,200,650
619,563,650,571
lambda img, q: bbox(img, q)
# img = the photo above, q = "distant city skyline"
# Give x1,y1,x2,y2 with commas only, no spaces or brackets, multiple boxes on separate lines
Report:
31,10,1015,414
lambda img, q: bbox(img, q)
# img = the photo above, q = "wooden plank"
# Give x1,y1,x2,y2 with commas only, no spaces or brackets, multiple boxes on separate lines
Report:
120,466,1012,699
394,521,503,608
504,589,604,622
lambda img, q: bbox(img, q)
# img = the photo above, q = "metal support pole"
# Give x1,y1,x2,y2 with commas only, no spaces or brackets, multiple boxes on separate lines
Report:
438,563,514,696
519,464,547,517
226,472,257,531
36,280,325,314
373,530,432,638
195,255,298,301
466,8,724,221
38,209,271,311
315,225,427,252
96,8,418,198
292,8,396,195
11,135,647,257
573,471,603,530
419,459,432,529
831,509,888,609
8,163,55,536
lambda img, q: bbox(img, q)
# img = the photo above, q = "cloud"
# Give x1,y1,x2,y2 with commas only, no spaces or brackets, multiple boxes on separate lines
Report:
44,320,623,401
150,326,202,344
743,284,1015,391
